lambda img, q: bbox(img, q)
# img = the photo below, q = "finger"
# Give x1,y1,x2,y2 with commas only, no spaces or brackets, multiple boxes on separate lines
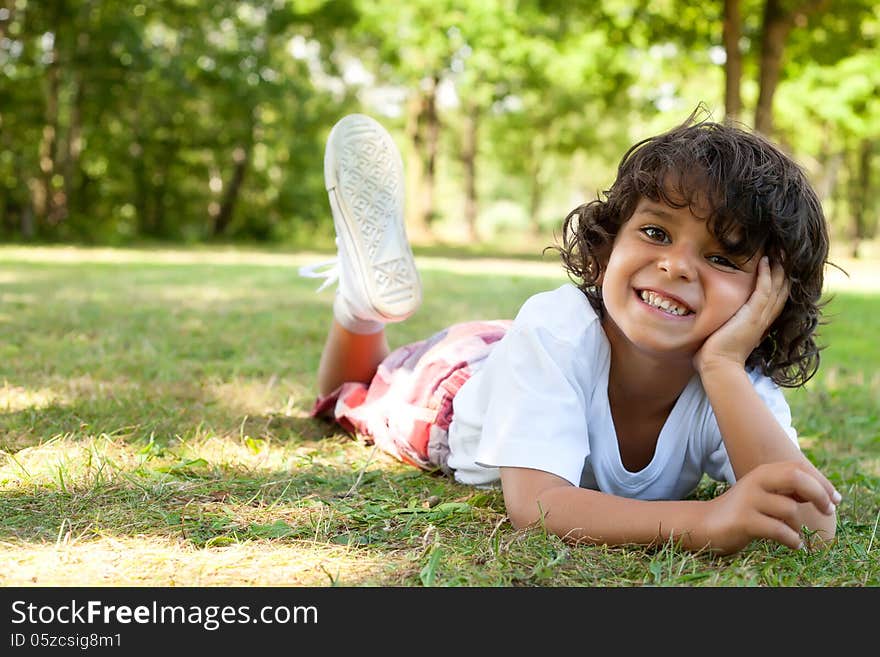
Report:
769,258,785,291
756,493,803,535
742,256,773,321
754,256,772,303
767,465,836,516
755,259,784,326
766,261,789,321
795,460,842,507
750,512,804,550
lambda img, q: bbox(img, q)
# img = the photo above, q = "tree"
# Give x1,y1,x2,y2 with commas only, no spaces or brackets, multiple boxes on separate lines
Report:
723,0,743,121
0,0,355,243
753,0,829,134
776,50,880,256
348,0,493,240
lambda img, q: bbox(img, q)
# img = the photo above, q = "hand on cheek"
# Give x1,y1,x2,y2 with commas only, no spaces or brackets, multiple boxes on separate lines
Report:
694,257,790,374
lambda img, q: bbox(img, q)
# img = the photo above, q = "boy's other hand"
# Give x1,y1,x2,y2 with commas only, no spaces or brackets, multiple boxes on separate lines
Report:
694,257,789,375
699,460,839,554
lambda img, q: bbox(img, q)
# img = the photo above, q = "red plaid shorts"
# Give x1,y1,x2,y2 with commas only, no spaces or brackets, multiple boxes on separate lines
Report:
310,320,511,473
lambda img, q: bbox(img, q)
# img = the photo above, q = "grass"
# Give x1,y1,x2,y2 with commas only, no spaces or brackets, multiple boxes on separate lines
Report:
0,244,878,586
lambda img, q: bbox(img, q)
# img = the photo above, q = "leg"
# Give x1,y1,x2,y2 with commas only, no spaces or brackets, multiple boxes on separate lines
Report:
317,319,389,396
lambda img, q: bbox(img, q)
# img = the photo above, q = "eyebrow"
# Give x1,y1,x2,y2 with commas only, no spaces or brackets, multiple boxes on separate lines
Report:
636,204,680,221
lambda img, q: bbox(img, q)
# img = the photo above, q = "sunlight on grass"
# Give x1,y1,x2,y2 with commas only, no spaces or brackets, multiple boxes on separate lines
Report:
0,536,391,586
0,375,136,412
0,383,60,413
204,378,307,418
1,434,141,488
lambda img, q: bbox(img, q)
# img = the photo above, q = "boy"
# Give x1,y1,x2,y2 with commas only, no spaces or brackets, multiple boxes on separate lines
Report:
302,112,840,555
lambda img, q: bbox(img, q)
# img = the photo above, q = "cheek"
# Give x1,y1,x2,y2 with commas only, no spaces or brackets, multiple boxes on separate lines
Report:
598,258,625,303
707,276,755,324
600,246,629,288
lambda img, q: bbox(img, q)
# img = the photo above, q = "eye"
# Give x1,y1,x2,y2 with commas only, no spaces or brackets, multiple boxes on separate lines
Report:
707,254,741,270
640,225,669,243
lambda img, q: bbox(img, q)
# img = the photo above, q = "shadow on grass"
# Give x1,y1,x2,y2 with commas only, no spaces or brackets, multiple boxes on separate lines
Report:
0,399,341,453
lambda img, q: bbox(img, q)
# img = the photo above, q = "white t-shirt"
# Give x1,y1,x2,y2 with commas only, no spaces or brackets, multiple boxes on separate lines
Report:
446,284,799,498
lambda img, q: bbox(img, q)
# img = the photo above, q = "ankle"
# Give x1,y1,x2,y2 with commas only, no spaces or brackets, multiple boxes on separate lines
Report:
333,294,384,335
318,321,389,393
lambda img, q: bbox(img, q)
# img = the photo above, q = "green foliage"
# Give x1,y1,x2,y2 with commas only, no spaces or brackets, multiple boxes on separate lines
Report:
0,0,353,243
0,1,877,245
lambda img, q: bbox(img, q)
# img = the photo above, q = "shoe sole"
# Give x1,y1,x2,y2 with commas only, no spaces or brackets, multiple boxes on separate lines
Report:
324,114,421,321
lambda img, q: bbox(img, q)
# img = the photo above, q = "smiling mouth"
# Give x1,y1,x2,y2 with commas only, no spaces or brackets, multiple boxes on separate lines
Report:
637,289,694,317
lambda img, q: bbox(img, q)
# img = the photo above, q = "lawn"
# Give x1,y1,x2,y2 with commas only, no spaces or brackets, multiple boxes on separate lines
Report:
0,245,878,586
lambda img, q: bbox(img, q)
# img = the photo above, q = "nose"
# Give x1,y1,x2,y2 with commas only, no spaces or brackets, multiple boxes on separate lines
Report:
658,245,697,281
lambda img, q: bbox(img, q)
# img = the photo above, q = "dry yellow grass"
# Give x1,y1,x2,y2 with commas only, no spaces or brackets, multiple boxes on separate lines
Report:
0,536,397,587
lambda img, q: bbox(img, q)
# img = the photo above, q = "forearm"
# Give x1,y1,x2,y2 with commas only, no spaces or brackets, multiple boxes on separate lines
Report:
502,464,838,554
521,484,711,551
700,362,803,478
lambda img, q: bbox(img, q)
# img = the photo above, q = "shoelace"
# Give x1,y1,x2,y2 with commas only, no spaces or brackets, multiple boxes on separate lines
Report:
298,259,339,292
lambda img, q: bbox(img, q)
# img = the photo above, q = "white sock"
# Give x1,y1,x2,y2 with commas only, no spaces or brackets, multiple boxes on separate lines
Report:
333,294,384,335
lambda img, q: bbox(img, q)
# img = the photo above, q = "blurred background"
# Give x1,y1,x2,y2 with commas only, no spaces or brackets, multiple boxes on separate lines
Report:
0,0,877,255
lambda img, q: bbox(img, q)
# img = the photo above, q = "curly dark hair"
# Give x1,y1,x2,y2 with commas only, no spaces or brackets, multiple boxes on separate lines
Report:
553,110,830,387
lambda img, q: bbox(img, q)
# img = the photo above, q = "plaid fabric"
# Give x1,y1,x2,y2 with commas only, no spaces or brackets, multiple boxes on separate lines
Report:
311,320,511,473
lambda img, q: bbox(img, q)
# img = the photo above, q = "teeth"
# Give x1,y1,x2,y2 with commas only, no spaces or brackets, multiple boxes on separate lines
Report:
640,290,690,316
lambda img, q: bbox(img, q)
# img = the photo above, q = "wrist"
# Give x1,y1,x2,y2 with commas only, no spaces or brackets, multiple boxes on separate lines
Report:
694,354,746,379
680,500,715,552
656,500,715,552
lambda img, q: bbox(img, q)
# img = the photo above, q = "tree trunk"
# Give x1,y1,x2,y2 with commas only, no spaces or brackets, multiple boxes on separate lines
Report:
213,140,251,237
528,138,545,236
814,123,842,202
0,2,9,159
461,106,479,241
153,169,168,238
755,0,829,135
62,11,91,223
61,71,84,223
849,139,874,259
754,0,791,135
5,158,34,238
131,138,150,236
722,0,743,122
830,149,846,235
405,93,431,241
406,76,440,240
419,75,440,232
36,40,61,227
20,204,34,239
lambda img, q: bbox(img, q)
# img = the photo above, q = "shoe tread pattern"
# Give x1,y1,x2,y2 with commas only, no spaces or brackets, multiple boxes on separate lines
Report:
337,120,418,310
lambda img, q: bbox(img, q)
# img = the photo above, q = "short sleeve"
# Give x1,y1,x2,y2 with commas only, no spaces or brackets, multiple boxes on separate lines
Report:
702,371,799,484
473,323,592,486
751,373,799,445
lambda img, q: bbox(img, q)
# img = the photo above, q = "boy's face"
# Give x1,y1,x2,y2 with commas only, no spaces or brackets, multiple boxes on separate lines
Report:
600,196,761,360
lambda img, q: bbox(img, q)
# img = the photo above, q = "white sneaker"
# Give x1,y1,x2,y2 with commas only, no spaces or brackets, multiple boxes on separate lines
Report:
301,114,421,329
